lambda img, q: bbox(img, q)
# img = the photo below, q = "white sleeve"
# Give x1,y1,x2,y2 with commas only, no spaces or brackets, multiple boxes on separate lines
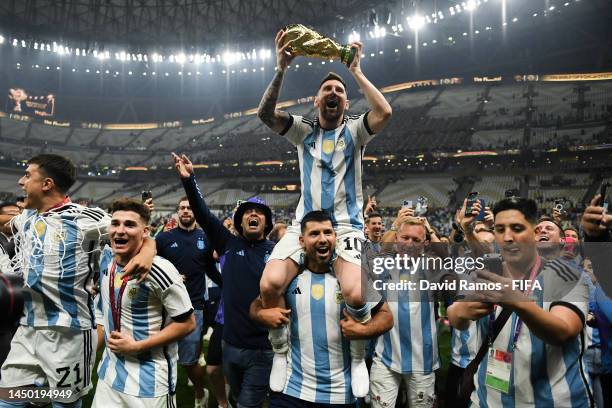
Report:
280,114,314,146
77,207,111,241
348,112,376,146
95,293,104,327
149,258,194,319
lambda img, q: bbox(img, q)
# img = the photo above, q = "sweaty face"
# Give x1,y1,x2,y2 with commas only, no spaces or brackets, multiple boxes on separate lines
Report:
494,210,536,264
300,220,336,267
240,207,266,239
18,164,48,210
177,200,195,228
110,211,149,261
315,80,348,123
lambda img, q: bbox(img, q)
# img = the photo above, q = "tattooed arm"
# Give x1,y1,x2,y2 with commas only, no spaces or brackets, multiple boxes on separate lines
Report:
257,29,295,134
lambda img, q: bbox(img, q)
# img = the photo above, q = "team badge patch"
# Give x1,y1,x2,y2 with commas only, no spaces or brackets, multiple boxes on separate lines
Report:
311,284,324,300
34,220,47,237
197,239,205,250
322,139,335,155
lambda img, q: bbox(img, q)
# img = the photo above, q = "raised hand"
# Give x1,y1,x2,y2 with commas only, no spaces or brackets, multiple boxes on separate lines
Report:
275,30,296,72
171,152,194,178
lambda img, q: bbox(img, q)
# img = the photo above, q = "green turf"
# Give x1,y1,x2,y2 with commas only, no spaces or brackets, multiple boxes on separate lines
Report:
84,326,454,408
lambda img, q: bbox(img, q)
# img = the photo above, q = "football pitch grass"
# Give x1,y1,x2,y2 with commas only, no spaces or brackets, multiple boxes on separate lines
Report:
83,326,453,408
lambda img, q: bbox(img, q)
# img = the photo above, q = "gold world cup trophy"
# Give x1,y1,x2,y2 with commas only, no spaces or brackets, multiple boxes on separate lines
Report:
281,24,357,67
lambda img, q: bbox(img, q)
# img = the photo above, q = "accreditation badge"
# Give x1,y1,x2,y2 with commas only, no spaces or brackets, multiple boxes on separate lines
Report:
485,348,512,394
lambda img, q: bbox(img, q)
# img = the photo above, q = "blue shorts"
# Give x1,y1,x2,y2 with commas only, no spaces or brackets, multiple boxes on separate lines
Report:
178,308,204,365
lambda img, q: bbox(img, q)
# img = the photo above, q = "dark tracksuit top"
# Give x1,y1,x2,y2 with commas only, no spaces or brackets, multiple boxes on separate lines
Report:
182,174,274,350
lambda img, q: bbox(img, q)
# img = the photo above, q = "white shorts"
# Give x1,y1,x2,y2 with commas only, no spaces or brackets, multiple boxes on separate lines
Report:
92,378,176,408
369,357,436,408
270,222,365,266
0,325,96,403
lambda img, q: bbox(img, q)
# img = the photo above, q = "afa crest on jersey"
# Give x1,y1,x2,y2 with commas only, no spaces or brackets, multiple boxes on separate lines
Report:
197,239,205,250
311,284,324,300
334,282,344,304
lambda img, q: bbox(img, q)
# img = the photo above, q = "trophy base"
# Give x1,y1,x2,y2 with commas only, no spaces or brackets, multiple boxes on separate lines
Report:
340,46,357,67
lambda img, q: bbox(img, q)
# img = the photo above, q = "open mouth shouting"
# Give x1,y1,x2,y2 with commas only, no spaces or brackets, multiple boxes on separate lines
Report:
315,244,331,259
247,218,260,229
113,237,129,250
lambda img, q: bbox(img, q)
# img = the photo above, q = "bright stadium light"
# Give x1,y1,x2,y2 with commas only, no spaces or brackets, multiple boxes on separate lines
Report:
0,35,4,44
348,31,360,43
407,15,426,31
465,0,477,12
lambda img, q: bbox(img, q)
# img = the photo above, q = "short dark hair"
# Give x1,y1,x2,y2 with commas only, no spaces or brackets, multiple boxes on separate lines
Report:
537,216,565,238
300,210,333,233
319,72,347,90
366,212,382,224
110,198,151,224
0,202,19,214
492,198,538,225
564,226,579,235
28,154,76,194
177,196,189,209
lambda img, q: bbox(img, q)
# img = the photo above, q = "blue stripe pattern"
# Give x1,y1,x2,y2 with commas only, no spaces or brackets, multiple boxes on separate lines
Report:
310,273,332,404
320,130,336,224
420,285,433,373
302,132,316,215
286,278,303,397
131,285,156,397
58,219,80,329
399,279,412,373
341,128,361,229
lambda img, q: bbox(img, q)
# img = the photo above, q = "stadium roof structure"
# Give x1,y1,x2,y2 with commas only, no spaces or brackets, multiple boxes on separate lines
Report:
0,0,385,48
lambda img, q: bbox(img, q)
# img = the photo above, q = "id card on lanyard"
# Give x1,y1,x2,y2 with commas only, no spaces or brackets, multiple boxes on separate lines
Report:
109,261,130,332
485,256,541,394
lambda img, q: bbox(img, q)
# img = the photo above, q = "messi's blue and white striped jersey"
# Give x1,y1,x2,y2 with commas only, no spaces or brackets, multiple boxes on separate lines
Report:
96,246,193,397
281,114,375,230
471,259,592,407
284,270,355,405
11,203,110,329
374,264,440,374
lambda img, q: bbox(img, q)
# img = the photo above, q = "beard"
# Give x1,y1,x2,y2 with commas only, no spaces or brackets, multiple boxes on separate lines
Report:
319,97,344,122
179,216,195,228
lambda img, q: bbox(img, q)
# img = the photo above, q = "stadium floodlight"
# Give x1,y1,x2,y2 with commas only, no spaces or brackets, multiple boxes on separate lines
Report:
72,68,76,72
348,31,360,43
465,0,477,12
0,35,4,44
128,71,133,75
407,15,426,32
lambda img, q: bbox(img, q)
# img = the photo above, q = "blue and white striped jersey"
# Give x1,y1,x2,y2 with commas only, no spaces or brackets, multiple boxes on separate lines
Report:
471,259,592,407
374,264,440,374
96,246,193,397
11,203,109,329
450,320,479,368
281,114,375,230
283,270,354,405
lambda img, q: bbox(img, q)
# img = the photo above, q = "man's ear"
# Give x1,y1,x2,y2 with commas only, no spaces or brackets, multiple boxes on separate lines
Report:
41,177,55,193
299,235,305,249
